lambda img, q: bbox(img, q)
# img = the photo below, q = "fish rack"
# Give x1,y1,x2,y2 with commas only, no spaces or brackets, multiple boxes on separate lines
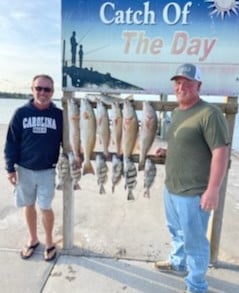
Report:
61,94,166,165
61,92,238,264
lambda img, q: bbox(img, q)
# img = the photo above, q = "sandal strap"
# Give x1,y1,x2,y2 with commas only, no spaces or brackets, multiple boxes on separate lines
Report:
45,246,56,253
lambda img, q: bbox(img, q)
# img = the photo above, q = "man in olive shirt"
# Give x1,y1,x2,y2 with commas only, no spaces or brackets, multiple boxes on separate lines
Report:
155,63,229,293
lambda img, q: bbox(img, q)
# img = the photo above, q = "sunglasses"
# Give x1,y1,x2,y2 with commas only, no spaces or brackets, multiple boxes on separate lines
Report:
34,86,52,93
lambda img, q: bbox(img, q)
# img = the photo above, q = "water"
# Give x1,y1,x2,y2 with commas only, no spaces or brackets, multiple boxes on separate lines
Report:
0,98,62,124
0,97,238,151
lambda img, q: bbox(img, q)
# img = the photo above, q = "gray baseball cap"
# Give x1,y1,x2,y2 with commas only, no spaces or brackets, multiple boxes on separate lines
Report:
171,63,202,82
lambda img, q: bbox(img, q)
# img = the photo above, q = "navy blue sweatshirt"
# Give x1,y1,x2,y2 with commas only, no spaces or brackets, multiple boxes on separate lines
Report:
4,99,63,173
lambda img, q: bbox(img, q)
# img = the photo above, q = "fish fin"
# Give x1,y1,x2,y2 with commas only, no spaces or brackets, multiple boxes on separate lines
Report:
115,117,119,125
98,117,103,126
99,185,106,194
103,151,111,161
75,155,82,166
73,183,81,190
132,141,139,154
55,183,63,190
127,191,135,200
115,145,123,157
83,162,95,175
144,189,150,198
138,161,145,171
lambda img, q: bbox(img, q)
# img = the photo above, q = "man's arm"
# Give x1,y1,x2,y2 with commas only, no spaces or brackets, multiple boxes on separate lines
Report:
7,172,17,186
200,145,229,211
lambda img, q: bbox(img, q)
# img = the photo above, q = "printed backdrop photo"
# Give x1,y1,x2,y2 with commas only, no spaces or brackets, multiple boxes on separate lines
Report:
62,0,239,95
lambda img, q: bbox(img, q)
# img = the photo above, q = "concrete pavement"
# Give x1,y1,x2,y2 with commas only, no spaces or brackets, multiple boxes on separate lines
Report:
0,123,238,293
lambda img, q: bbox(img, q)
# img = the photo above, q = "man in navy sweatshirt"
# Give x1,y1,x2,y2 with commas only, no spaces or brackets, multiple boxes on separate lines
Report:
4,74,63,261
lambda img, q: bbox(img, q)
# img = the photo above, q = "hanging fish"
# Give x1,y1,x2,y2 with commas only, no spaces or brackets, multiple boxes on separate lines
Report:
138,101,158,171
80,98,96,175
68,151,81,190
124,157,137,200
96,153,108,194
111,102,122,156
67,97,81,163
144,158,157,198
111,154,123,193
122,100,138,159
96,100,110,157
55,153,69,190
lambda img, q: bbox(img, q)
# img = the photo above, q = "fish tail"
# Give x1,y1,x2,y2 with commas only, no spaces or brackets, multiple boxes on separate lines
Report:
144,189,150,198
83,162,95,175
103,151,111,161
56,183,63,190
138,161,145,171
73,183,81,190
99,185,106,194
127,190,135,200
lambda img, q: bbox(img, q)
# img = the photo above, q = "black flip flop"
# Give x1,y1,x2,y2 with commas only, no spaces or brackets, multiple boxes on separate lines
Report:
20,242,40,259
44,246,57,261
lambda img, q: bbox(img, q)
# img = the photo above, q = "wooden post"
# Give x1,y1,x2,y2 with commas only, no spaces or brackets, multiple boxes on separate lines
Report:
62,91,74,250
209,96,238,264
160,93,168,139
62,172,74,250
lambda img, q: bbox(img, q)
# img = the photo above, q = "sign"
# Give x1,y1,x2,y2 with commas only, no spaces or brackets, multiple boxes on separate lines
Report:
62,0,239,95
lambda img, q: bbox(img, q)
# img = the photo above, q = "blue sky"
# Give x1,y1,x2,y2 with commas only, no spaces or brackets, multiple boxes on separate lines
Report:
0,0,61,97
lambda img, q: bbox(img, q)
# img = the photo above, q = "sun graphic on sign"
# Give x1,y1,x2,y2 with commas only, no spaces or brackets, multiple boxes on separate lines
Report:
205,0,239,19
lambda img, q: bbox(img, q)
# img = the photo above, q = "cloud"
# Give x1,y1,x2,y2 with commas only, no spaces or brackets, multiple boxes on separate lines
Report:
0,0,61,96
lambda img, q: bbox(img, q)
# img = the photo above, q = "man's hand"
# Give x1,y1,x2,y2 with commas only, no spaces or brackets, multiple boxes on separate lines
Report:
7,172,17,185
200,188,220,211
201,145,229,211
155,147,167,157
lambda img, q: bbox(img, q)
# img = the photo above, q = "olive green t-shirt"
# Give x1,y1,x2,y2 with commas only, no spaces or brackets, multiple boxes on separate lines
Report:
165,99,230,195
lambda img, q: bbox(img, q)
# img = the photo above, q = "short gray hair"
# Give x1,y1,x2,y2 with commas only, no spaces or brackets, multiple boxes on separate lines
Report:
32,74,54,87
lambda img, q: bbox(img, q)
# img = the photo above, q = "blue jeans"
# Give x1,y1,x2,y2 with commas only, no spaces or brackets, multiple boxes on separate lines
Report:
164,187,210,293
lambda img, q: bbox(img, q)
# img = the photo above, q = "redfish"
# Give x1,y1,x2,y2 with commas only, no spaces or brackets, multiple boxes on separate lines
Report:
111,102,122,156
67,97,81,163
122,100,138,159
96,100,110,157
138,101,158,171
80,98,96,175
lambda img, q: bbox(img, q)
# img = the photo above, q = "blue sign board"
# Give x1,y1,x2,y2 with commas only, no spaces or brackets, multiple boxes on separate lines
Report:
62,0,239,95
